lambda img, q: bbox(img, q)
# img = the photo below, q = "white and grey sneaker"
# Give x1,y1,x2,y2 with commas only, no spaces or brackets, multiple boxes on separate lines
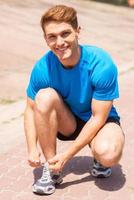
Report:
33,162,63,195
91,159,112,178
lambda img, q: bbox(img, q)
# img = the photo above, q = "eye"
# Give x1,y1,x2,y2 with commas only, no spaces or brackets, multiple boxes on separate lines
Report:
47,35,56,41
62,31,71,38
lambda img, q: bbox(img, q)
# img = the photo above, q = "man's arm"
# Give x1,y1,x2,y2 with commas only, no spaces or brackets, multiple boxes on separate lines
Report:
65,99,113,156
49,99,113,172
24,97,41,167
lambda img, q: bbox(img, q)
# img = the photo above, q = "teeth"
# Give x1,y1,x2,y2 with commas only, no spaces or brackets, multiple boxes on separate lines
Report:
56,47,67,51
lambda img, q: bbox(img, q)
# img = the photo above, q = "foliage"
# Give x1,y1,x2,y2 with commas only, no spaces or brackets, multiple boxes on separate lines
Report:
91,0,128,5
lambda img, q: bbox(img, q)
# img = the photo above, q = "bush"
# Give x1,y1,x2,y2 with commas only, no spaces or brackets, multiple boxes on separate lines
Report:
92,0,128,5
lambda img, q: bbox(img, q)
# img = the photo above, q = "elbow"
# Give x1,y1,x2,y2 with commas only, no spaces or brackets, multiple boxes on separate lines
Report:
92,115,107,129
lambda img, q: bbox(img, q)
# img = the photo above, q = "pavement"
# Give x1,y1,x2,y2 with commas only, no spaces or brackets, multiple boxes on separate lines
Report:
0,0,134,199
0,0,134,101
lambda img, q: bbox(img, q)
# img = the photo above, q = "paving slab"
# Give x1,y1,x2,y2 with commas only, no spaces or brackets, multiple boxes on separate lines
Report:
0,0,134,199
0,70,134,200
0,0,134,101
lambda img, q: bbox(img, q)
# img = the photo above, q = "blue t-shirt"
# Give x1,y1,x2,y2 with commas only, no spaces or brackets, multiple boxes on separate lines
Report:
27,45,120,121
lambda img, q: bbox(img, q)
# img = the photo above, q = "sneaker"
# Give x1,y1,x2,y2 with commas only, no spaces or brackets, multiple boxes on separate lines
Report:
32,162,63,195
91,159,112,178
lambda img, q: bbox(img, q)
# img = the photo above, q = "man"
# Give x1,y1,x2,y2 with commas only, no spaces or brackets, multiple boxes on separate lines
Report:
24,5,125,195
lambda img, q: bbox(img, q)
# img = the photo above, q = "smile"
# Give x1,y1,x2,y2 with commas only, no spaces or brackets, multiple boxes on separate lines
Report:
55,46,69,52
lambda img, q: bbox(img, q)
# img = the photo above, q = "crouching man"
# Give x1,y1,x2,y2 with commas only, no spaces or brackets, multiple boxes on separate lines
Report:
24,5,125,195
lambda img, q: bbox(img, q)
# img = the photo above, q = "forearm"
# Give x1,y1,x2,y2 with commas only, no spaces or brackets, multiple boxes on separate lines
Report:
24,107,38,153
64,116,105,160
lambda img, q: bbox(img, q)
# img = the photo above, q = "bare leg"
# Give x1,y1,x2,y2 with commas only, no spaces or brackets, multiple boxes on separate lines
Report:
34,88,77,161
90,122,125,167
34,107,58,160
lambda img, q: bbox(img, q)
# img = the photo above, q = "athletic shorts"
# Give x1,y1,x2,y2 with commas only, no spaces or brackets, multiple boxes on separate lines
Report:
57,116,120,141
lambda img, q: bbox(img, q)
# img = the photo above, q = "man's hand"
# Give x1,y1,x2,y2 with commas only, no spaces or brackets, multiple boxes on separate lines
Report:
48,153,68,173
28,149,42,168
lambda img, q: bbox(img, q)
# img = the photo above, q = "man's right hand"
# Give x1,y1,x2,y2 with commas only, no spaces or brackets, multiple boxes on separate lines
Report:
28,149,42,168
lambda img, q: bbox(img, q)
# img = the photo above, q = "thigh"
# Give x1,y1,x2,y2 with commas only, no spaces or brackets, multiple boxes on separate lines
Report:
36,88,77,135
91,122,125,155
49,90,77,135
57,101,77,136
57,117,86,141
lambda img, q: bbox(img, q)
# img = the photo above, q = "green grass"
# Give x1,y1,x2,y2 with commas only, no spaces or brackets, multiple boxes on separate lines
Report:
0,99,16,105
91,0,128,6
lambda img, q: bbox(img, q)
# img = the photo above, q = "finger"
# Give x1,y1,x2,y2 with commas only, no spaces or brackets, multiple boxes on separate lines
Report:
48,157,58,164
28,160,41,167
28,161,37,167
49,162,62,173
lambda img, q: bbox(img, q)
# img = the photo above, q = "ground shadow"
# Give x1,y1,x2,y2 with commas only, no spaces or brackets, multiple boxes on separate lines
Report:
33,156,126,192
94,164,126,191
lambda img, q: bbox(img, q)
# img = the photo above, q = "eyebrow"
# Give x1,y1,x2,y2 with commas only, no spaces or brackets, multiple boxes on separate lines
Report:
46,29,71,36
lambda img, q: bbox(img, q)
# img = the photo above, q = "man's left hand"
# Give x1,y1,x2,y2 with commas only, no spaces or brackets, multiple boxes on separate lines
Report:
48,153,68,173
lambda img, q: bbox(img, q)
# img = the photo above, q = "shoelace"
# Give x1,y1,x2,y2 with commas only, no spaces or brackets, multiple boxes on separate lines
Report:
94,160,106,169
40,163,52,183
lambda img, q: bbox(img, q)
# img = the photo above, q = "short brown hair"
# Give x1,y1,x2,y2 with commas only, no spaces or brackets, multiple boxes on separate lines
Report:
40,5,78,32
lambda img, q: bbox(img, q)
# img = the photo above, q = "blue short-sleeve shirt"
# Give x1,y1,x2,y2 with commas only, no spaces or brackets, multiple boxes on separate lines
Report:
27,45,120,121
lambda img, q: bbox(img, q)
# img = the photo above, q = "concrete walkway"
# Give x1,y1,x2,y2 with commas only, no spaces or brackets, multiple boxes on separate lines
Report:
0,0,134,101
0,0,134,199
0,70,134,199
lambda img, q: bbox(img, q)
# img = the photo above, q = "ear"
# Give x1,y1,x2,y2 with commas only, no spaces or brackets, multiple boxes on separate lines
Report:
43,33,49,45
76,26,81,38
43,33,46,40
77,26,81,33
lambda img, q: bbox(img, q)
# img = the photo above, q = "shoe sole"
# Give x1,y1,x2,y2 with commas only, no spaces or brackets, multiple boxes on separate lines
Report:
91,168,112,178
33,185,55,195
32,177,63,195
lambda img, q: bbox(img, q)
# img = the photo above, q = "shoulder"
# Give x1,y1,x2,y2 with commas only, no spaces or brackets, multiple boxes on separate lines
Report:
80,45,117,74
85,45,116,69
34,51,52,70
30,50,61,85
82,45,113,62
84,46,118,82
32,51,58,74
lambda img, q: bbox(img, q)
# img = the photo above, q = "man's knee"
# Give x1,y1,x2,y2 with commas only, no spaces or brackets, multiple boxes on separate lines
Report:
92,141,123,167
35,88,60,113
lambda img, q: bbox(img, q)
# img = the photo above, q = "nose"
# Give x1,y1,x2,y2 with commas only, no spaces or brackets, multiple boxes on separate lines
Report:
56,36,64,46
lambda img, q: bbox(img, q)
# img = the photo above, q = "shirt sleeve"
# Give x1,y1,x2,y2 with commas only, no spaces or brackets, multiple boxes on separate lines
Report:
26,58,49,100
91,52,119,101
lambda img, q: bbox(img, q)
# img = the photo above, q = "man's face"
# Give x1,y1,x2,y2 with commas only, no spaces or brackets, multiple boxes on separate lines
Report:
44,21,80,66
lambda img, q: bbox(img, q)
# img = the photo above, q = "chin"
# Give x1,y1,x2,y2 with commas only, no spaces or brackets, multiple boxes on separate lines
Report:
59,52,72,61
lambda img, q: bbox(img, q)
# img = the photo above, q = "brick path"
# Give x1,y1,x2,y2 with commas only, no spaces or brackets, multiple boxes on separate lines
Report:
0,71,134,199
0,0,134,101
0,0,134,199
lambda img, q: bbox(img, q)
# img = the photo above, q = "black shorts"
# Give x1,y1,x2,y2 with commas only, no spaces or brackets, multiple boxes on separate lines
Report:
57,116,120,141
